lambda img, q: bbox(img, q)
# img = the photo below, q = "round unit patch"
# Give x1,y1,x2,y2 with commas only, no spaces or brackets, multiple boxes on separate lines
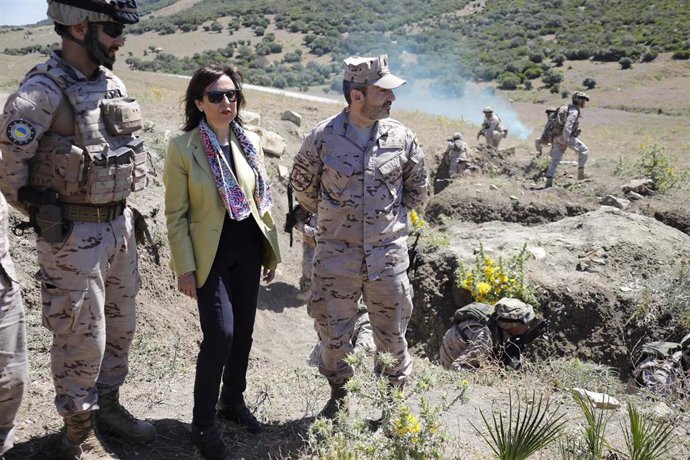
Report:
6,119,36,146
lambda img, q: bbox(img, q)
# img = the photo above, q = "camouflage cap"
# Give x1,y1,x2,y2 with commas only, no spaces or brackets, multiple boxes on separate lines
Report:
494,298,535,324
681,332,690,350
572,91,590,101
483,106,494,113
343,54,406,89
47,0,139,26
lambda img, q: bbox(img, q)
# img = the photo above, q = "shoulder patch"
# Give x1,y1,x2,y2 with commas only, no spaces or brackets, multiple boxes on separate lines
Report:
6,119,36,145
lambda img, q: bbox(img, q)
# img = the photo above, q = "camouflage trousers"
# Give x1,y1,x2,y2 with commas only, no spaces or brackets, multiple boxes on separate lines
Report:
308,264,413,385
485,131,503,149
300,239,315,292
0,261,26,456
36,208,139,417
546,137,589,178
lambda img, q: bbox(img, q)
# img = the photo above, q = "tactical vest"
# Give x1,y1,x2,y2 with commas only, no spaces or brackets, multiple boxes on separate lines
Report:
25,57,147,204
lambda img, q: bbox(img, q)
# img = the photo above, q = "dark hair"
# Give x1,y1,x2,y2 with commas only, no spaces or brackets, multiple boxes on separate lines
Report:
182,64,246,132
342,80,367,105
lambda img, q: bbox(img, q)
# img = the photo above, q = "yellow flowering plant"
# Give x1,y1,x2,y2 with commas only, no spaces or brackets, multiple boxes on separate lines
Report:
408,209,427,236
456,242,537,305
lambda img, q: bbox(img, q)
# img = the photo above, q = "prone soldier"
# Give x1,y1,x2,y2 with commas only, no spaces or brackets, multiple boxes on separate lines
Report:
0,1,154,457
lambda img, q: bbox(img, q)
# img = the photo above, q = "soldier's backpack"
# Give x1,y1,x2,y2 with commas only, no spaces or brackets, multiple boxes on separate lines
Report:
635,341,681,366
541,105,569,144
452,302,495,324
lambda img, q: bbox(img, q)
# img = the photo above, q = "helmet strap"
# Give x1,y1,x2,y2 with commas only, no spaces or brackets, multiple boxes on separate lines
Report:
84,22,115,69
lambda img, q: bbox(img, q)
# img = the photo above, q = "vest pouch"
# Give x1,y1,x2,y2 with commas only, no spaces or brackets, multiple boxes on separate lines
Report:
84,147,134,204
101,97,143,136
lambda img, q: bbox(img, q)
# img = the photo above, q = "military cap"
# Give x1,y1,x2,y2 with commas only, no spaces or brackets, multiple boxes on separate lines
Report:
343,54,406,89
48,0,139,25
572,91,590,102
494,298,535,324
681,332,690,350
545,107,558,114
483,106,494,113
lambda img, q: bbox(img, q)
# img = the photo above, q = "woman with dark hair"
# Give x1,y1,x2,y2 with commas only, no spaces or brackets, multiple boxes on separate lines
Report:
164,64,280,459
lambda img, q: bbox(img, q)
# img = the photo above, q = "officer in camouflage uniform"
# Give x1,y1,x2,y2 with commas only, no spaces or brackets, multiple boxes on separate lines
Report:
476,106,507,149
0,192,27,459
444,132,471,178
440,298,535,371
632,333,690,396
0,1,154,457
545,91,590,188
290,54,428,419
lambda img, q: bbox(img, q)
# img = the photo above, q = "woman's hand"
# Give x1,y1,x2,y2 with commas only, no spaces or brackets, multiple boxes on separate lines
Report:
262,267,275,283
178,272,198,299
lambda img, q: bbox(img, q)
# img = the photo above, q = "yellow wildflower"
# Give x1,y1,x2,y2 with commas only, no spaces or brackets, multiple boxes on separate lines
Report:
477,282,491,296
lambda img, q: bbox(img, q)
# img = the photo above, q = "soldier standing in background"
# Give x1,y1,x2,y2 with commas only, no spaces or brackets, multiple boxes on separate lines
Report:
444,132,472,178
476,106,507,149
290,54,428,419
0,191,27,459
545,91,590,188
0,1,154,457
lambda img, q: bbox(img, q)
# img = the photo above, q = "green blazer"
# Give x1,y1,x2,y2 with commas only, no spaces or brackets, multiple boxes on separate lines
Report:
164,126,281,287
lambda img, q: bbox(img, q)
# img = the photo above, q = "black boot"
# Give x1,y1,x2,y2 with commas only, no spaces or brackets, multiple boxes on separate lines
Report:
318,380,348,420
217,401,262,434
191,424,226,460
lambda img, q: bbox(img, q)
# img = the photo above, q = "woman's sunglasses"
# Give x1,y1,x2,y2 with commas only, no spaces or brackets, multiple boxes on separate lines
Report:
204,90,240,104
94,22,125,39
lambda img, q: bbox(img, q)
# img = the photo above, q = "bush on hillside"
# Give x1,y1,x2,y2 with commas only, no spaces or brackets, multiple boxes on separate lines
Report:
498,72,521,90
542,68,563,87
619,57,633,69
582,77,597,89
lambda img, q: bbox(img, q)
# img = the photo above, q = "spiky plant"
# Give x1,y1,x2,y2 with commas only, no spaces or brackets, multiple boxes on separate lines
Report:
572,390,611,460
619,402,674,460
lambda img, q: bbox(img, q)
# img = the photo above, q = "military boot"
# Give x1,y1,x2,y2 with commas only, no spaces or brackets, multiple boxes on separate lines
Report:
544,177,553,188
60,412,118,460
96,389,156,443
577,167,586,180
318,380,348,420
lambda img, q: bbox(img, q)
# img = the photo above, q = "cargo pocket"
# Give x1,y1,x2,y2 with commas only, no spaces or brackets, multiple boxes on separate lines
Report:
101,97,143,135
378,151,404,197
36,269,91,335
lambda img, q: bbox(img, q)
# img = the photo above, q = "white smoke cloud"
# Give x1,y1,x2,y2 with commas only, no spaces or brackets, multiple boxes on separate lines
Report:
393,79,533,140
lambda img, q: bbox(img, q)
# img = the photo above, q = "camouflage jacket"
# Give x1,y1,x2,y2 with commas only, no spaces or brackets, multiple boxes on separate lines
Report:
558,104,582,144
480,114,504,134
439,319,493,371
290,110,428,280
633,351,687,395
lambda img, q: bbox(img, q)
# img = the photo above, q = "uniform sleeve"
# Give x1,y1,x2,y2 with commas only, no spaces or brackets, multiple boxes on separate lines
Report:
0,76,63,207
401,132,428,210
290,129,323,214
163,139,196,276
562,109,579,142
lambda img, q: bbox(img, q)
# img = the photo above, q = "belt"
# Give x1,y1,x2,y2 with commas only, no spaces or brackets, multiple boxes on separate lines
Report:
62,201,126,223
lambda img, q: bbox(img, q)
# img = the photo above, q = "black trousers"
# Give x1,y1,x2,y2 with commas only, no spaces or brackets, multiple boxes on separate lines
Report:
192,215,263,428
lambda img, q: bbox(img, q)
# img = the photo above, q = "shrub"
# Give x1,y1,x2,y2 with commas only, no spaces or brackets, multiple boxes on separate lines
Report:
523,66,543,80
619,57,633,69
582,77,597,89
528,52,544,63
542,68,563,87
498,72,521,90
635,142,688,193
640,49,658,62
552,54,566,66
550,84,560,94
616,402,674,460
672,49,690,60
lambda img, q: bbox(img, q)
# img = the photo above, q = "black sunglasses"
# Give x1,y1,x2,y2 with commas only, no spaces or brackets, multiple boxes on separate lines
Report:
204,90,240,104
94,22,125,38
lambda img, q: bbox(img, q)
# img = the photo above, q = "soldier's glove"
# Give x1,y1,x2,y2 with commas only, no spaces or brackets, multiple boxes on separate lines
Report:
130,207,152,245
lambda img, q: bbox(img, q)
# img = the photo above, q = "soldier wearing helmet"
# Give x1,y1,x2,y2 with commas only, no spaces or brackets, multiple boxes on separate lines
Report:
0,0,154,457
544,91,590,188
444,132,472,178
476,106,508,149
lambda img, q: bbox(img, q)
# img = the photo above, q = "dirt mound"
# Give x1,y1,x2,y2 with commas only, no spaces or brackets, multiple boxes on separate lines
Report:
410,207,690,375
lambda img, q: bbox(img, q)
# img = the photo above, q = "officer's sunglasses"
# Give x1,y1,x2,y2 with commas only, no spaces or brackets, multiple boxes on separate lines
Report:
205,90,240,104
94,22,125,38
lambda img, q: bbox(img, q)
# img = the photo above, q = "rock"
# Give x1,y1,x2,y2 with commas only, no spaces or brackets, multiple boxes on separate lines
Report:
627,191,644,201
528,247,546,260
278,164,290,180
647,402,673,418
281,110,303,127
509,195,518,201
255,127,286,157
241,110,262,128
572,388,621,409
600,195,630,209
489,184,499,190
621,178,655,196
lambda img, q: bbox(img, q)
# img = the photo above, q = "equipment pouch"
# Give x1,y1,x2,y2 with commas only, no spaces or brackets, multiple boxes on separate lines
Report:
101,97,143,135
35,204,66,244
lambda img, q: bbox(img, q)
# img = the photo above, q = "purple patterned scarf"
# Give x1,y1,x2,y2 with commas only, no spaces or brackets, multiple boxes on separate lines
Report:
198,119,273,220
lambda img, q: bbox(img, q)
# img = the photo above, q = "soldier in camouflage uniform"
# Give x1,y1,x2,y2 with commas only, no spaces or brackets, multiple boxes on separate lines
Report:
632,333,690,396
0,192,27,459
444,132,471,178
440,298,535,371
545,92,590,188
476,106,507,149
0,1,154,457
290,54,428,419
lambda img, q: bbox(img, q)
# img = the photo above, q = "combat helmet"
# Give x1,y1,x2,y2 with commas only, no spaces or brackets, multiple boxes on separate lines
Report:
47,0,139,69
572,91,590,102
447,132,464,141
494,298,535,324
482,106,494,114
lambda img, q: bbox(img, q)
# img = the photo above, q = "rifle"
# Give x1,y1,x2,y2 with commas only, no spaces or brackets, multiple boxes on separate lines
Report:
407,232,421,275
500,319,549,370
283,183,299,247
